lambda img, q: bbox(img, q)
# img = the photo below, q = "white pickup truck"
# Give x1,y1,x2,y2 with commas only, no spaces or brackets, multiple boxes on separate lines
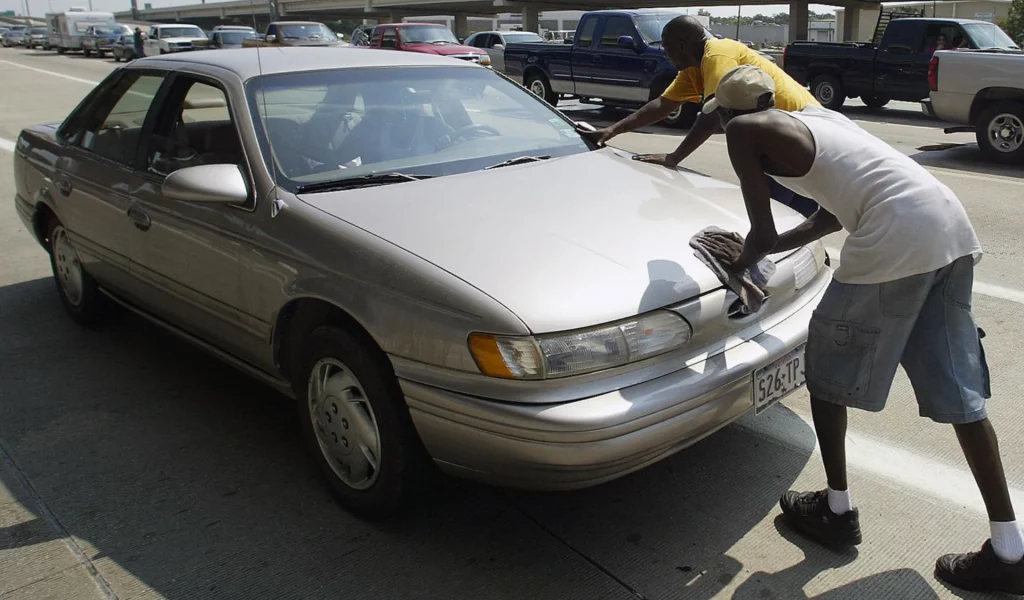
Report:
923,44,1024,164
144,23,209,55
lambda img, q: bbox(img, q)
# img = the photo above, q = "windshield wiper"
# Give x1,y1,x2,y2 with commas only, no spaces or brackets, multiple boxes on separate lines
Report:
484,155,551,170
296,173,434,193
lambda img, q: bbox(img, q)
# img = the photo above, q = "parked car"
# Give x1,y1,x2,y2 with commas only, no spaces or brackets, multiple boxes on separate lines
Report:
144,23,209,55
350,24,373,46
502,9,700,127
923,48,1024,164
12,47,828,519
110,33,137,61
209,28,259,49
243,21,344,48
365,22,491,67
2,24,28,47
82,23,132,57
783,13,1019,110
464,30,543,72
24,25,50,49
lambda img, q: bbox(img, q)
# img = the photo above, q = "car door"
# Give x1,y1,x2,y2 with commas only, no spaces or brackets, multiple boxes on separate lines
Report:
568,15,602,97
874,20,929,101
128,73,266,361
145,26,160,55
53,69,170,298
586,15,647,103
381,26,399,50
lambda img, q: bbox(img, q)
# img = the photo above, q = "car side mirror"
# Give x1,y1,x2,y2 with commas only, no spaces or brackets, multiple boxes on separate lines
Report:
265,34,276,43
617,35,636,50
493,43,504,49
162,164,249,205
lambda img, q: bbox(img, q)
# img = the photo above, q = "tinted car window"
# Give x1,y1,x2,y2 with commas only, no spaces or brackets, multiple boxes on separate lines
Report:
576,17,598,47
600,16,636,47
69,73,166,166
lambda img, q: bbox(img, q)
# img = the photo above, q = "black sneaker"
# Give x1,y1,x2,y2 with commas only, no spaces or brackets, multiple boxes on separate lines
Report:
779,489,862,547
936,540,1024,595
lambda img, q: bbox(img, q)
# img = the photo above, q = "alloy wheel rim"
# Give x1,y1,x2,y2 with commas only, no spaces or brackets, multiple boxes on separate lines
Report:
988,113,1023,153
307,358,382,490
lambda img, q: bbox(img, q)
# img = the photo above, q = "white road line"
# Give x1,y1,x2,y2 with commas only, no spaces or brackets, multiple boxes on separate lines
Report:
738,407,1024,520
0,137,14,153
825,246,1024,305
0,59,100,86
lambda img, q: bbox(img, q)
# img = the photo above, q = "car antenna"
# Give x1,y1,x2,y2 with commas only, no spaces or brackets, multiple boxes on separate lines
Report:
251,1,285,218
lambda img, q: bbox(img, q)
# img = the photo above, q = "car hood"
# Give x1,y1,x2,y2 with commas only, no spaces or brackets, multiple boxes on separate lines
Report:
404,42,483,55
299,148,804,333
284,38,341,46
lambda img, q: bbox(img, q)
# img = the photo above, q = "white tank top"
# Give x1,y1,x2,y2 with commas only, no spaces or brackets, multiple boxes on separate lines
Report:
770,105,982,285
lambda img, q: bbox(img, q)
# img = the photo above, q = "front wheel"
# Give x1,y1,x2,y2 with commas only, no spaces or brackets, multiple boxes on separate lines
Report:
293,325,434,520
810,74,845,111
525,72,558,106
976,101,1024,165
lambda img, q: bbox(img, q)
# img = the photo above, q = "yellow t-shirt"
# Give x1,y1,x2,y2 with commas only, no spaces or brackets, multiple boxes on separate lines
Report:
662,38,818,112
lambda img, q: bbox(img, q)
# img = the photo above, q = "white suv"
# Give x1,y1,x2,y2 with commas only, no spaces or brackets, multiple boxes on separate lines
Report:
144,23,208,55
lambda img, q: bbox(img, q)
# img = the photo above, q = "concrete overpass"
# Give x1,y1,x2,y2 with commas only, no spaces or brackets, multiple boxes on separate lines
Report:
116,0,882,42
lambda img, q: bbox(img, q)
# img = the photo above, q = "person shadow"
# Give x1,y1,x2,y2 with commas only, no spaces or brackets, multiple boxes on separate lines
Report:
730,516,942,600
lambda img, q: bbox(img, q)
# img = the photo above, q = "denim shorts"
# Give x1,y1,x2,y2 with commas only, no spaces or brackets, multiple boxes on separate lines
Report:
805,254,991,424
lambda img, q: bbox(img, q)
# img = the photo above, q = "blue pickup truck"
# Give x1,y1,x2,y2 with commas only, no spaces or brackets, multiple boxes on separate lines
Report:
503,9,701,127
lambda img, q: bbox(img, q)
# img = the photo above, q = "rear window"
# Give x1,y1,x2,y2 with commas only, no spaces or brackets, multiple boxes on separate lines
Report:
962,22,1020,50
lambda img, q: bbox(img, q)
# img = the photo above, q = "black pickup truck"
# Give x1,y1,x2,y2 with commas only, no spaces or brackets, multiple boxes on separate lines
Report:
783,12,1019,110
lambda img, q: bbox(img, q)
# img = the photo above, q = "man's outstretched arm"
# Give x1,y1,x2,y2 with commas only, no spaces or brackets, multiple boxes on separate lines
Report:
726,121,778,272
772,208,842,254
581,96,682,146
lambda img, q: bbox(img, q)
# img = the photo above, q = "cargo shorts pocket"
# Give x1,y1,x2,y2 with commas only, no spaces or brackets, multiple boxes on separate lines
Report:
806,315,880,400
978,326,992,399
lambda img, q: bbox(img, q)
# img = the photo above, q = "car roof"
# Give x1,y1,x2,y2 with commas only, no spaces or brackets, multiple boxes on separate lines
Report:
584,8,693,15
387,22,447,27
894,17,994,24
154,22,201,27
270,21,326,25
132,46,478,79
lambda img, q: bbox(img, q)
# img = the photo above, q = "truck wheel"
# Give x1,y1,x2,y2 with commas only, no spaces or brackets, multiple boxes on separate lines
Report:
57,46,65,54
650,82,698,129
83,49,92,57
976,101,1024,165
525,72,558,106
861,95,889,109
811,75,844,111
292,325,434,521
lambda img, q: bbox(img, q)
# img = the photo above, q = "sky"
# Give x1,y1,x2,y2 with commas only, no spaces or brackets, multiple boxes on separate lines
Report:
3,0,836,20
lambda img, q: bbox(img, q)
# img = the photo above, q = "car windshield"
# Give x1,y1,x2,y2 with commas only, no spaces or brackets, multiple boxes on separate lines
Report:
279,24,333,39
247,66,590,193
502,32,543,43
398,25,459,44
161,26,204,38
221,30,259,43
635,12,690,43
962,22,1020,49
95,25,129,35
31,26,48,34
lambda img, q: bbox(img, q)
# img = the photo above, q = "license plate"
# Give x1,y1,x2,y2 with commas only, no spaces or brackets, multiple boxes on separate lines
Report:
753,344,806,415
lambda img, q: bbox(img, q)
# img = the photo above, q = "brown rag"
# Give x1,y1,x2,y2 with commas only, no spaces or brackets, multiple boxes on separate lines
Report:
690,226,774,314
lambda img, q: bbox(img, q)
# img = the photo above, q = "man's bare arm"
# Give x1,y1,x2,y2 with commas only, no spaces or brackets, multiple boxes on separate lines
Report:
668,111,723,163
772,209,842,254
726,121,778,272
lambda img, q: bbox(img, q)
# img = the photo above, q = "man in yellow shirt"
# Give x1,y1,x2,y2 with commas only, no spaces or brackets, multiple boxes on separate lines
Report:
581,15,821,216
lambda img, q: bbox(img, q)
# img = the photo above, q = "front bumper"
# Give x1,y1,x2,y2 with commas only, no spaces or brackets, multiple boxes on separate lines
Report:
402,268,831,490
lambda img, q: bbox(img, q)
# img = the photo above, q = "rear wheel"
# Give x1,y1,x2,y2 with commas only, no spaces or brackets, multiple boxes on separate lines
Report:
46,218,117,327
861,95,889,109
976,101,1024,165
83,48,92,57
525,72,558,106
292,325,434,520
810,74,845,111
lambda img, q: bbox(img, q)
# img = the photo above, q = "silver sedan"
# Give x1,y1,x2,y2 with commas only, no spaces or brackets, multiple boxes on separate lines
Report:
13,47,829,519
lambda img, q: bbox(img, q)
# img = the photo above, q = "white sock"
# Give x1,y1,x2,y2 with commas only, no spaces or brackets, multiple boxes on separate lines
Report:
827,487,853,515
990,521,1024,563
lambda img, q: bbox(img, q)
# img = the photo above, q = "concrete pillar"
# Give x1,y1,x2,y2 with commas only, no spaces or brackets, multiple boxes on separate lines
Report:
454,14,468,37
788,0,808,42
387,11,399,23
843,7,858,41
522,5,539,34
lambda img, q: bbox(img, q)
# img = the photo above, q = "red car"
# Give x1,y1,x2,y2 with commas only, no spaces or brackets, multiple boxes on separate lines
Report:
366,23,492,68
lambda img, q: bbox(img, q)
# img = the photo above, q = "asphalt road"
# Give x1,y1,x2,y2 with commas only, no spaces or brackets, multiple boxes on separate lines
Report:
2,48,1024,600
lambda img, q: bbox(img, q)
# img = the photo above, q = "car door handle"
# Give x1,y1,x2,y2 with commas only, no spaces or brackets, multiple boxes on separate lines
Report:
57,178,72,197
127,205,151,231
592,55,601,62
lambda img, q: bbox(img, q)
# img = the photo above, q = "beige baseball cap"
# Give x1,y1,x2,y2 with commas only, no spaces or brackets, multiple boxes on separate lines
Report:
701,65,776,114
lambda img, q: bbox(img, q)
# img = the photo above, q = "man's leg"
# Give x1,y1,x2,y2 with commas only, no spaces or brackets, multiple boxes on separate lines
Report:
955,419,1014,523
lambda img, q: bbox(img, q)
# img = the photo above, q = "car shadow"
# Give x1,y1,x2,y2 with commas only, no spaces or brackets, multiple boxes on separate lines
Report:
0,274,964,600
910,144,1024,180
838,104,947,129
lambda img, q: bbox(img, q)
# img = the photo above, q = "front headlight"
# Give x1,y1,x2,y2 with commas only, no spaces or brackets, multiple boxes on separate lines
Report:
792,242,827,290
469,311,693,380
478,53,491,66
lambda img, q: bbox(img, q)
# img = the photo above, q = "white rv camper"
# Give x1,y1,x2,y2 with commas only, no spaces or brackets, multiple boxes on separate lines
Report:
46,8,116,53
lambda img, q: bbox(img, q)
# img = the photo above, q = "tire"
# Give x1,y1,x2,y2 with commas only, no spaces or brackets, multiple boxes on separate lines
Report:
83,48,91,57
861,95,889,109
57,46,65,54
524,72,558,106
292,325,433,520
650,82,698,129
810,74,845,111
46,218,116,327
975,101,1024,165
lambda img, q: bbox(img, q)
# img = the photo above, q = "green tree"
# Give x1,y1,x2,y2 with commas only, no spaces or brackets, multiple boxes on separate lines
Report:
997,0,1024,45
